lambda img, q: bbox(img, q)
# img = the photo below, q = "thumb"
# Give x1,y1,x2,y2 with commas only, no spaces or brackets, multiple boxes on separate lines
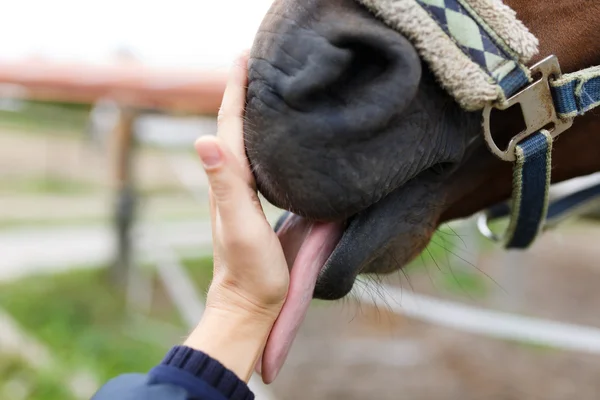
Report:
195,136,260,231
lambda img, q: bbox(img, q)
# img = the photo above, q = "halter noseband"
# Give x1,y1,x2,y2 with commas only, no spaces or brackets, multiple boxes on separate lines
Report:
357,0,600,249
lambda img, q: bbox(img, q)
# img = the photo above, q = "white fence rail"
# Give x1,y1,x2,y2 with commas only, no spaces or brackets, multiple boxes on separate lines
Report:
356,281,600,354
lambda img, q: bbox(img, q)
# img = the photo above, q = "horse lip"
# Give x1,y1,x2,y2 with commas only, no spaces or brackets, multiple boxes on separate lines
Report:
313,169,445,300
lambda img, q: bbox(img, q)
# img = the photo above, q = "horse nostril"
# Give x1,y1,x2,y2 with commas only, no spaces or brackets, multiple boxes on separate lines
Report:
301,38,391,106
243,0,423,220
340,41,390,86
277,31,404,113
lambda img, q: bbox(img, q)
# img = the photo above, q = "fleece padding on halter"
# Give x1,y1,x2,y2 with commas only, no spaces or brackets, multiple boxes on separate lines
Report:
355,0,539,111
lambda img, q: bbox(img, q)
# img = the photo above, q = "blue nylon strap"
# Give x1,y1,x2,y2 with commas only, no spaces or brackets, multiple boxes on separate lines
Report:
503,130,553,249
477,132,554,249
546,183,600,222
483,67,600,249
551,66,600,119
486,182,600,228
483,67,600,248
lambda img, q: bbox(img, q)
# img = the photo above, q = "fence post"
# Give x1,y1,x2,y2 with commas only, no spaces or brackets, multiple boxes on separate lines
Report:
109,106,139,286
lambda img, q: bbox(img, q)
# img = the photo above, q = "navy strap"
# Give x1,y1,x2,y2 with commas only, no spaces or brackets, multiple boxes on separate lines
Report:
486,181,600,230
480,65,600,249
546,183,600,223
551,66,600,119
502,130,553,249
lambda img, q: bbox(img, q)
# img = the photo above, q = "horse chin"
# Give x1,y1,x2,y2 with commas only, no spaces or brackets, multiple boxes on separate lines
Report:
275,168,445,301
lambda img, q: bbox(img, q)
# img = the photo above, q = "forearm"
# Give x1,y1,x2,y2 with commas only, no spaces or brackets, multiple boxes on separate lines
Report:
184,307,274,382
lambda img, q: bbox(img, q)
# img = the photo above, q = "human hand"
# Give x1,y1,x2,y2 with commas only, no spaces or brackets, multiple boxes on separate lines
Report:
194,52,290,324
187,52,331,383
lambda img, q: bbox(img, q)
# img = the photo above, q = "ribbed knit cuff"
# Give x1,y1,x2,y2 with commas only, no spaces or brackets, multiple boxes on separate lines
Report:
159,345,254,400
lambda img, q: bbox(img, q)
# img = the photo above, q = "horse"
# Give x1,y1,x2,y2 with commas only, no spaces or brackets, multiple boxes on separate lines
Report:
242,0,600,382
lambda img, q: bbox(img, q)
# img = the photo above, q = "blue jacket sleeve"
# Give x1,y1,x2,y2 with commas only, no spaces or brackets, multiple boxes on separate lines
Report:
91,346,254,400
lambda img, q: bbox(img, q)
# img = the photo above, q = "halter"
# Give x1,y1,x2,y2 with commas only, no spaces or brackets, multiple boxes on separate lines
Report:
357,0,600,249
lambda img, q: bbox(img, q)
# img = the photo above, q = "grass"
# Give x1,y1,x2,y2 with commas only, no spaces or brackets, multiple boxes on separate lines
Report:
0,175,185,197
0,268,167,384
0,257,215,388
404,224,492,298
180,257,216,292
0,355,75,400
0,207,212,232
437,268,489,297
0,209,212,231
0,101,90,137
0,217,108,231
0,175,98,196
0,253,351,398
505,338,559,353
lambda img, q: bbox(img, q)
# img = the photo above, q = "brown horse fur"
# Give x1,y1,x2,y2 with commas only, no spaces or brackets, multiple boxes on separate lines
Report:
443,0,600,221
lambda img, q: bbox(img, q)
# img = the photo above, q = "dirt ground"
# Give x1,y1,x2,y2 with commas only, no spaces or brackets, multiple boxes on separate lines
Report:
269,223,600,400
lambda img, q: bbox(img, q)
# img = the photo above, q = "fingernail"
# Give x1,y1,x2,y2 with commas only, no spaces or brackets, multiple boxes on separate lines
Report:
197,140,222,168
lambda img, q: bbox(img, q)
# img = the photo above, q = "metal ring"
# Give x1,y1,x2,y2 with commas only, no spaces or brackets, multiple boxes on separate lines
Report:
476,212,502,243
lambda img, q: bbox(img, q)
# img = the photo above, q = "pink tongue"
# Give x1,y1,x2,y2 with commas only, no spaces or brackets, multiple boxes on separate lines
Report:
259,219,343,384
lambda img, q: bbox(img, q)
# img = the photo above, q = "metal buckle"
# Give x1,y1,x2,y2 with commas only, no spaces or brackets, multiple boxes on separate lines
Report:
482,55,573,162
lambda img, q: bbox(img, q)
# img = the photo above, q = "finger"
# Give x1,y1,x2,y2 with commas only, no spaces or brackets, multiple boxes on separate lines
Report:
218,51,250,164
208,188,217,242
195,135,262,235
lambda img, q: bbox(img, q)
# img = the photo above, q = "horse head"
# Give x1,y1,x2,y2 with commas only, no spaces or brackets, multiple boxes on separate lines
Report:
244,0,600,381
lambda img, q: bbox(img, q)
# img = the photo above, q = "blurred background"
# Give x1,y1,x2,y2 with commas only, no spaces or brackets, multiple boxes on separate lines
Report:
2,1,600,399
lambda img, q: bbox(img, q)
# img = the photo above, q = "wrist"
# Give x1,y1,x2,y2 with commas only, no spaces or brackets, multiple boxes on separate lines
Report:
184,306,275,382
205,282,285,323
